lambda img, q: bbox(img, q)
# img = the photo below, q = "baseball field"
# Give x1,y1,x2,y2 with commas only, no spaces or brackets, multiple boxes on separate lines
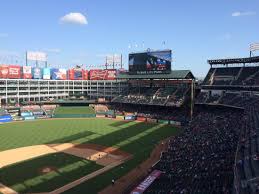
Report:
0,107,181,194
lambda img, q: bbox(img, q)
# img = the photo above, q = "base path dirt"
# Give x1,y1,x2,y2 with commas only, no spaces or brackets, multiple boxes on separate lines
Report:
0,183,18,194
98,138,170,194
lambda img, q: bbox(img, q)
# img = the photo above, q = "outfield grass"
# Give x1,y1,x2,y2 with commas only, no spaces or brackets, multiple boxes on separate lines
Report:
0,153,102,193
0,118,181,193
54,106,95,115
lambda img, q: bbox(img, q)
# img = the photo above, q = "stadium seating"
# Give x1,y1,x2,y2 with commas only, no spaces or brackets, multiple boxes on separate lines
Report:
144,109,243,194
112,85,190,107
203,66,259,86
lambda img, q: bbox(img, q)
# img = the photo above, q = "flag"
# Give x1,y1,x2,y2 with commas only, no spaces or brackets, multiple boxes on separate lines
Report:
250,43,259,51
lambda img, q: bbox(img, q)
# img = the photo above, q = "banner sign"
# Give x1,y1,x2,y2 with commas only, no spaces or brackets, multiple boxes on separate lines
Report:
169,120,181,126
125,112,135,116
147,118,157,123
32,111,44,115
32,67,42,79
23,66,32,79
96,114,106,118
107,114,115,118
116,115,124,120
125,115,135,120
89,69,116,80
51,68,67,80
23,116,35,120
158,120,168,124
8,65,21,79
74,69,83,80
137,117,146,122
0,115,13,122
0,65,9,78
21,112,33,117
43,68,51,80
130,170,162,194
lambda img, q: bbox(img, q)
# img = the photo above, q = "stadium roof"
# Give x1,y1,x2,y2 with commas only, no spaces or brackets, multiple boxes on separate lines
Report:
208,56,259,66
117,70,194,80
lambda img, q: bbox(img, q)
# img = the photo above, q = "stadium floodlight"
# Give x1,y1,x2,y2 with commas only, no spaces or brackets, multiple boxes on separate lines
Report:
250,43,259,57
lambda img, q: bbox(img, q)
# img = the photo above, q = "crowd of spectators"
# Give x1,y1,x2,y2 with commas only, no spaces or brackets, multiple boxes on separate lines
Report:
110,103,189,124
196,92,259,108
234,103,259,194
144,109,244,194
112,86,189,107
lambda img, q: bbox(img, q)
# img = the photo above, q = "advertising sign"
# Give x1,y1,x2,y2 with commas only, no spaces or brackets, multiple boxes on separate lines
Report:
96,114,106,118
137,117,146,122
23,66,32,79
8,65,21,79
130,170,162,194
147,118,157,123
83,70,88,80
68,69,75,80
32,67,42,79
89,69,117,80
43,68,51,80
129,50,171,75
23,116,35,120
51,68,67,80
106,69,116,80
0,65,9,78
89,70,106,80
116,115,124,120
125,115,135,120
0,115,13,123
74,69,83,80
21,112,33,117
169,120,181,126
158,120,168,124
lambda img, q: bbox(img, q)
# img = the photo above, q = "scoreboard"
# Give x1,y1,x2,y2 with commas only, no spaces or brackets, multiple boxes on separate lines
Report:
129,50,171,75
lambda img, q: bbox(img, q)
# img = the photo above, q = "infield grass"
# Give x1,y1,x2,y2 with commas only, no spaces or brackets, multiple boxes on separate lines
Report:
0,118,181,193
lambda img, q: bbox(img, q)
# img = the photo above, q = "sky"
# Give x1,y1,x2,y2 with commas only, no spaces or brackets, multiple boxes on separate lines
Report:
0,0,258,77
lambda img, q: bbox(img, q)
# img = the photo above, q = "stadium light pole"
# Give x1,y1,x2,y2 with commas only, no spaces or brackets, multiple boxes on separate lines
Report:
190,79,195,121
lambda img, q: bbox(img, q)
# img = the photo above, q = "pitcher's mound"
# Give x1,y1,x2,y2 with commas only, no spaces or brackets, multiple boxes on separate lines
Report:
38,166,57,175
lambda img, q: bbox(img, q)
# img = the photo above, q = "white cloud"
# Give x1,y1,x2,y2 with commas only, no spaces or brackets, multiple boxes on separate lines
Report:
0,33,8,38
60,12,88,25
232,11,256,17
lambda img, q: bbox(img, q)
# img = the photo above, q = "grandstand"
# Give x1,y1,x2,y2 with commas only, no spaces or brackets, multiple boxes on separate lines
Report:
134,55,259,194
113,70,194,108
0,79,127,105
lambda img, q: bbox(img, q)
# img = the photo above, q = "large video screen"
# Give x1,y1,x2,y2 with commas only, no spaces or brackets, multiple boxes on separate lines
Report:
129,50,171,74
